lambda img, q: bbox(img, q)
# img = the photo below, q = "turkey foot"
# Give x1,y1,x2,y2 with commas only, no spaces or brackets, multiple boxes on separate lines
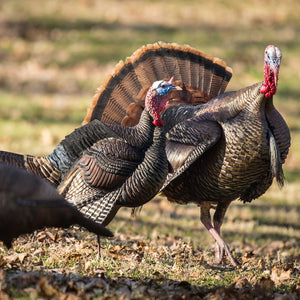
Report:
200,204,238,267
213,218,238,266
208,227,238,267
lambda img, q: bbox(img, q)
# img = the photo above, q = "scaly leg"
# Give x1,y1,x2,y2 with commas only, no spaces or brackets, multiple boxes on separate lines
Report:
213,202,238,266
97,234,101,259
200,202,238,267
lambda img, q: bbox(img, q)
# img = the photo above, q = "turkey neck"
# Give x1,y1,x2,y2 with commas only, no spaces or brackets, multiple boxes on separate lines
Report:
194,82,265,122
47,109,155,180
106,109,157,148
162,82,265,131
197,81,290,161
117,123,168,208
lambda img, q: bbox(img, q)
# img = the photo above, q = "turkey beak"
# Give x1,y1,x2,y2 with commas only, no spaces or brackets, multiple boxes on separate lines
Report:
170,85,182,92
270,53,281,88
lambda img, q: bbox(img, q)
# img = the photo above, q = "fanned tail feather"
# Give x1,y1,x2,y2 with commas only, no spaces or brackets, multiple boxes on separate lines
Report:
0,151,61,186
26,156,61,186
83,42,232,126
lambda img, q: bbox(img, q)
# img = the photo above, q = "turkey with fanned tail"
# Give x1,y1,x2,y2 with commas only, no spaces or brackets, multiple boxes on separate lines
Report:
82,42,290,266
0,42,231,187
57,78,180,252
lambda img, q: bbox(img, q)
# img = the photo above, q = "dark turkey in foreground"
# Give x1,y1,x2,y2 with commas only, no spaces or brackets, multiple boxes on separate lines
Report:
0,164,113,248
83,43,290,266
58,78,180,228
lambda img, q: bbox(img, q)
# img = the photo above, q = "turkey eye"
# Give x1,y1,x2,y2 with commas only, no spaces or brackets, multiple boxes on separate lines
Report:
161,84,166,88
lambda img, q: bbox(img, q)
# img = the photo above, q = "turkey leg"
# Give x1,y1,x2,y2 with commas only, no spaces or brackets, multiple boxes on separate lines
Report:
97,234,101,259
213,202,238,265
200,203,238,267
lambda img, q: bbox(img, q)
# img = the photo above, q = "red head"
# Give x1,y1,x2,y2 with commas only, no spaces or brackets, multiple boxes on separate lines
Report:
260,45,282,98
145,77,181,126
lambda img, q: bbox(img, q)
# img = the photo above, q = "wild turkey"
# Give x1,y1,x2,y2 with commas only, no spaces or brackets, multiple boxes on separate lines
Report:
0,42,231,187
0,164,113,249
0,78,179,253
82,42,290,266
58,79,180,232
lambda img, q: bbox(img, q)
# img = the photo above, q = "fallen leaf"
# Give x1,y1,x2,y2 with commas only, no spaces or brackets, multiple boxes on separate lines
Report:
61,293,81,300
38,277,58,298
18,253,28,263
64,252,82,261
5,252,28,264
271,266,292,285
0,255,6,267
108,245,126,258
84,260,91,271
257,258,265,270
36,232,47,242
5,253,19,264
45,230,56,241
0,291,10,300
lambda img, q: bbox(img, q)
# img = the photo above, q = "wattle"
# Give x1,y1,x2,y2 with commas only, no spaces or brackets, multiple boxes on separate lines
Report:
153,118,164,127
260,70,277,98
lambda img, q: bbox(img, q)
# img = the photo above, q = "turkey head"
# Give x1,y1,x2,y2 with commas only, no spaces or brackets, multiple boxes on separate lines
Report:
260,45,282,98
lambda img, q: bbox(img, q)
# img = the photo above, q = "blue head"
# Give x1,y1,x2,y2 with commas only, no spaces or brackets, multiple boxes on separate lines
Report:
145,77,181,126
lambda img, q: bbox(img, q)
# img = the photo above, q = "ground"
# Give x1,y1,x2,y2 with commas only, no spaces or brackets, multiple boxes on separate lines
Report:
0,0,299,299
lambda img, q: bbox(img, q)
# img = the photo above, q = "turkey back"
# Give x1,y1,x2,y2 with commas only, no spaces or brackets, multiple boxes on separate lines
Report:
83,42,232,127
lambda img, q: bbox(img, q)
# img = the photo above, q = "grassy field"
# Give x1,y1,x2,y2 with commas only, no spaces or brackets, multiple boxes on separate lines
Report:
0,0,299,298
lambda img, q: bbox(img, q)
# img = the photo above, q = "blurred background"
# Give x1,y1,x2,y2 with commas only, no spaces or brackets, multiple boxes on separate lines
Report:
0,0,299,247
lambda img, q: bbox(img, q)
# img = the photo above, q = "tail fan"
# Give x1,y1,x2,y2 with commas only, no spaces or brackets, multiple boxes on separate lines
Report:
0,151,61,186
83,42,232,126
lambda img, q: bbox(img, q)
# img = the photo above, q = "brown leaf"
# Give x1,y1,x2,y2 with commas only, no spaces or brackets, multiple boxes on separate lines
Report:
0,255,6,267
5,253,19,264
64,252,82,261
54,231,60,242
257,258,265,270
0,291,10,300
84,260,91,271
243,251,255,259
60,294,81,300
17,253,28,263
152,271,165,281
36,232,47,242
38,277,58,298
5,252,28,264
189,270,201,281
108,245,126,258
271,266,292,285
45,230,56,241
